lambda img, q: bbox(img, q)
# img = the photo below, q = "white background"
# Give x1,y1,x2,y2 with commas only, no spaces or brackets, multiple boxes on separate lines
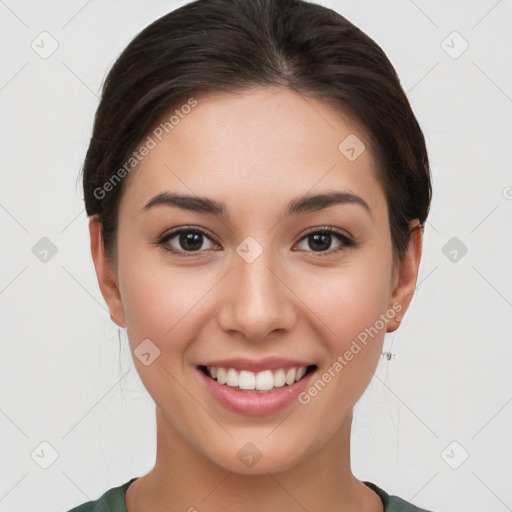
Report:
1,1,511,511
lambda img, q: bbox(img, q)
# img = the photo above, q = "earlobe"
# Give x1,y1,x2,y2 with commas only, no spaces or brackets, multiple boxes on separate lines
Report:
88,215,126,327
386,219,423,333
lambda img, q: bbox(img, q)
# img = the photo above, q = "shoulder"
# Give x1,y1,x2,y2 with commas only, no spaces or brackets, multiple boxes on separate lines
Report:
65,478,138,512
364,481,438,512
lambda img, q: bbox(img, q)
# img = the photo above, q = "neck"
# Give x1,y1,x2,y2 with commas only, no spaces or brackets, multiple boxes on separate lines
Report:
125,407,383,512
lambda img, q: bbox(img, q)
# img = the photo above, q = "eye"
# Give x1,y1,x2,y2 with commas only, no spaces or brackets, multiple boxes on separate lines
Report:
155,225,357,258
294,227,356,256
157,226,219,256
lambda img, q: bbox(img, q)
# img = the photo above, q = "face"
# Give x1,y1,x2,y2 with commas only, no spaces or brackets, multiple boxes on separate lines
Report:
91,86,421,475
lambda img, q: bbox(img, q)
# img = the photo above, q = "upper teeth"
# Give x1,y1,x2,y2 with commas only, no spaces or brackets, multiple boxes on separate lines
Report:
207,366,309,391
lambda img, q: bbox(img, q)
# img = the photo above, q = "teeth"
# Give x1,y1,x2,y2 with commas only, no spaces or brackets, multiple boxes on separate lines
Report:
273,369,286,387
226,368,238,387
285,368,296,385
296,366,307,381
255,370,273,390
217,367,227,385
205,365,311,392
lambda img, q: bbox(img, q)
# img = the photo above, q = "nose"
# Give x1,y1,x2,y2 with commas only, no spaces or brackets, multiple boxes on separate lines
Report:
216,246,296,341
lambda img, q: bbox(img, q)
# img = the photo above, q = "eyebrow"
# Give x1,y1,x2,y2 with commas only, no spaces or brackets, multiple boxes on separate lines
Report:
141,190,372,218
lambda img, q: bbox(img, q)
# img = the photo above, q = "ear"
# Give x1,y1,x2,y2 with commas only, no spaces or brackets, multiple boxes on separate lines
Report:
89,215,126,327
386,219,423,333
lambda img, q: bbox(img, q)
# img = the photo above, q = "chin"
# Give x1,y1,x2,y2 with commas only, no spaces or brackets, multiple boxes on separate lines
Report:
206,438,310,475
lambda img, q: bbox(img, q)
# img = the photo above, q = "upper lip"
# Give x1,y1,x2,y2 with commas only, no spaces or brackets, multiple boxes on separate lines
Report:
198,357,316,373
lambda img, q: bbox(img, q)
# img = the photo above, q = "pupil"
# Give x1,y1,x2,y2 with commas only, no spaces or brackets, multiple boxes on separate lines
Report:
310,233,330,251
180,232,202,251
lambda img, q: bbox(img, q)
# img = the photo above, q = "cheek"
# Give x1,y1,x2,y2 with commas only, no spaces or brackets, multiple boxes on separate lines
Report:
297,256,392,342
293,253,392,398
330,261,392,378
118,251,216,357
286,261,392,444
117,260,208,414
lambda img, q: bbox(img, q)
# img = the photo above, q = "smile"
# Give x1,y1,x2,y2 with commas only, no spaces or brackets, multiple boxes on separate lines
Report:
197,363,318,416
198,365,317,393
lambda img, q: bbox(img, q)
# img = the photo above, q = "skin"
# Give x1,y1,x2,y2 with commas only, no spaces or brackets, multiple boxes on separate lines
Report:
89,86,422,512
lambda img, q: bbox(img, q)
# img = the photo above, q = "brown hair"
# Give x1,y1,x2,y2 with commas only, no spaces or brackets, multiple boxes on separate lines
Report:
80,0,432,267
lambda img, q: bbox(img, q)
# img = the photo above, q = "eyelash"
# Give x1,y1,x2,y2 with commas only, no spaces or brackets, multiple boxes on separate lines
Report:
155,225,358,258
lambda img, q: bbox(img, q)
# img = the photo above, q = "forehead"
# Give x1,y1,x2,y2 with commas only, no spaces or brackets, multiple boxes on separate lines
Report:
119,86,387,221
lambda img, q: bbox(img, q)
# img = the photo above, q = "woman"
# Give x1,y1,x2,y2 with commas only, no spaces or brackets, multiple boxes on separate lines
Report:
69,0,434,510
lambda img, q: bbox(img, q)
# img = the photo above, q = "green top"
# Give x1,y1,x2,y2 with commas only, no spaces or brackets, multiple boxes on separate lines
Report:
67,478,436,511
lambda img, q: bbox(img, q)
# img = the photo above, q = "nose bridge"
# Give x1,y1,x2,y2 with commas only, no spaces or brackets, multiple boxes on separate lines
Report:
218,238,294,339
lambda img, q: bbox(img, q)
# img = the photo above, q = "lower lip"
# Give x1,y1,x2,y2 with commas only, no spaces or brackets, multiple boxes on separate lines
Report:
198,367,315,416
